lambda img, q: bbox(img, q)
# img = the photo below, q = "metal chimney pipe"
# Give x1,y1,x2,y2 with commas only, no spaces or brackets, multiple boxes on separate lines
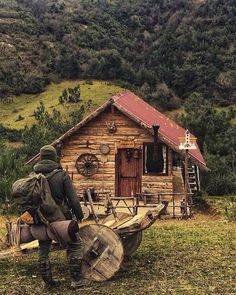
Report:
152,124,160,160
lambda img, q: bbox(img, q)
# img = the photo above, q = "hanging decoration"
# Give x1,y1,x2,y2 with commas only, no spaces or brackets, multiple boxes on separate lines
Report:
100,144,110,155
133,148,140,159
106,121,117,133
125,149,133,161
75,153,99,177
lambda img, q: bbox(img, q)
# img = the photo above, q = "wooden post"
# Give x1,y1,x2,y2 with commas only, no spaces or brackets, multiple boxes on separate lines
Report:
86,189,99,223
178,129,197,218
173,194,175,218
108,193,118,220
184,149,189,218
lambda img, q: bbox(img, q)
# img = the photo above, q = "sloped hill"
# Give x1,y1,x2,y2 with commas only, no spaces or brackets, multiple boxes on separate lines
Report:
0,0,48,96
0,80,123,129
0,0,235,109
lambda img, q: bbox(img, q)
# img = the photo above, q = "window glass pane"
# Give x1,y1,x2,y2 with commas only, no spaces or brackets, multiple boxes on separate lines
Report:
144,143,167,174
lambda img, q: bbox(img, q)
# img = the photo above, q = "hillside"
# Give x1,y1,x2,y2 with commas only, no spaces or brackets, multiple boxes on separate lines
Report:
0,80,123,129
0,0,235,110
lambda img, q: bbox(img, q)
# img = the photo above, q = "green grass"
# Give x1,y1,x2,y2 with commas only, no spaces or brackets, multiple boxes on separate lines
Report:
0,80,124,129
1,206,236,294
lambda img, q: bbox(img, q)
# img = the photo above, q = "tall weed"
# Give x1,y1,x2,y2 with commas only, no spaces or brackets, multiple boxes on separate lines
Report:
224,196,236,221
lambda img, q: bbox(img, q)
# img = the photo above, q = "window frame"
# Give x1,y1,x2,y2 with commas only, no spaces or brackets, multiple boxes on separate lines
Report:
143,142,168,176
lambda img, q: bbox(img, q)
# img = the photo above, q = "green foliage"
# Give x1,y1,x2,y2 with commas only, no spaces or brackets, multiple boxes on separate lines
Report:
22,88,91,156
0,85,92,203
224,197,236,222
182,93,236,195
22,101,71,156
0,0,235,110
59,85,80,105
0,124,21,142
0,141,28,203
0,80,123,129
201,153,236,196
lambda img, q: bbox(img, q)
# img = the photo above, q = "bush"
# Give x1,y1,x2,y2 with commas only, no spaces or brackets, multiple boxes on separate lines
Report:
182,93,236,195
224,197,236,221
0,124,22,142
15,114,24,122
0,141,28,204
59,86,81,104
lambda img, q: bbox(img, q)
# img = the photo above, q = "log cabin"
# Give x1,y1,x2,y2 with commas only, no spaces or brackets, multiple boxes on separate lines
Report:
27,91,208,215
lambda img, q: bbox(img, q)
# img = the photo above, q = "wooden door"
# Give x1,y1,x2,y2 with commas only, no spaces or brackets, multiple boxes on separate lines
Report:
116,149,142,197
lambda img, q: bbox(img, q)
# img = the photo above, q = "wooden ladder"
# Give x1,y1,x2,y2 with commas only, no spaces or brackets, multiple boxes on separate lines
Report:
187,165,200,194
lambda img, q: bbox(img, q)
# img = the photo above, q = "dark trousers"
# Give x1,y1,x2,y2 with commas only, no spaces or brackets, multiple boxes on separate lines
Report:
38,233,83,282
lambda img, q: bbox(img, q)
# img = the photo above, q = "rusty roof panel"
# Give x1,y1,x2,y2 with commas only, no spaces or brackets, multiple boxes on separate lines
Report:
112,91,206,167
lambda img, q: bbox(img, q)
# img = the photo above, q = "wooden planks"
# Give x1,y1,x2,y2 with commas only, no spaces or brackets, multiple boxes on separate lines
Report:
61,107,174,196
80,224,124,281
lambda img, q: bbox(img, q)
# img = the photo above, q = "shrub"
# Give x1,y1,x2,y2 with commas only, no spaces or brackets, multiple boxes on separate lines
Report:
15,114,24,121
85,80,93,85
59,86,81,105
0,141,28,204
224,197,236,221
0,124,22,142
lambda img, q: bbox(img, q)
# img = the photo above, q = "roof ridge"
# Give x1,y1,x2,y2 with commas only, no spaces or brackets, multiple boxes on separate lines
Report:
113,90,181,130
111,90,132,102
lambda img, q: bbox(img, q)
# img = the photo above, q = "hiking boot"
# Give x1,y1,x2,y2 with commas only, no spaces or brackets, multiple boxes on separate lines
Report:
43,279,61,290
71,278,91,288
39,260,60,290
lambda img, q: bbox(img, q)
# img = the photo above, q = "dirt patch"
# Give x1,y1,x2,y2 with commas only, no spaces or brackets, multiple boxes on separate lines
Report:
193,197,221,218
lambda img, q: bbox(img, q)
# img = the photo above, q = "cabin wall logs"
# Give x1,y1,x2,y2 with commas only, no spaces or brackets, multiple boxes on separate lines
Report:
61,108,174,199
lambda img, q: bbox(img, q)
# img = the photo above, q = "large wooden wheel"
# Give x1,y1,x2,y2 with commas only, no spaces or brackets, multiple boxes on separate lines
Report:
75,153,99,177
101,212,143,257
80,224,124,281
120,231,143,257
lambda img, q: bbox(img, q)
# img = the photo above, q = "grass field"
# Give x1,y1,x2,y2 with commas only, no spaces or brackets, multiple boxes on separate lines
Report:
1,199,236,295
0,80,124,129
0,80,235,130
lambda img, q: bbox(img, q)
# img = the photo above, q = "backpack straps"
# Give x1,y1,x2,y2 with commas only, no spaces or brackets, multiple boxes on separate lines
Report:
44,169,61,179
37,209,66,247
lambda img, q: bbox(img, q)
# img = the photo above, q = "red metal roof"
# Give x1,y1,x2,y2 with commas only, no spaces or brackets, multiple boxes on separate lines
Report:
112,91,206,168
26,90,207,168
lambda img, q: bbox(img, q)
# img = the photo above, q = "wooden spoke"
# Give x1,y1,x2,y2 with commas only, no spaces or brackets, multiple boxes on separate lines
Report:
75,153,99,177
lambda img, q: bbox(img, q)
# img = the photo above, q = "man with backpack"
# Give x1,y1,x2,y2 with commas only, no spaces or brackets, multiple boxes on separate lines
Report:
32,145,85,289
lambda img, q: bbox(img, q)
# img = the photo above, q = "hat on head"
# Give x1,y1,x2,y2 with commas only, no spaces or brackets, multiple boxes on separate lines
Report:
40,145,57,161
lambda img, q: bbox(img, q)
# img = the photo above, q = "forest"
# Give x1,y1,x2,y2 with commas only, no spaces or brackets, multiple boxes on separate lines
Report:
0,0,235,108
0,0,235,198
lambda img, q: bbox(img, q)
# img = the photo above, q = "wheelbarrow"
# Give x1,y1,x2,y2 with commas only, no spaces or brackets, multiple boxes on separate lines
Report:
1,193,166,283
80,190,167,281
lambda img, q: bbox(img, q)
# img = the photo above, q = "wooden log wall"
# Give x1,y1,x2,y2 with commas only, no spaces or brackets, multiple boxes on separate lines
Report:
60,107,174,199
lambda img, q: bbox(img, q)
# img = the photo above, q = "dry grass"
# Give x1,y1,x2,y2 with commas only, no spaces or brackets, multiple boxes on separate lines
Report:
0,80,124,129
1,208,236,295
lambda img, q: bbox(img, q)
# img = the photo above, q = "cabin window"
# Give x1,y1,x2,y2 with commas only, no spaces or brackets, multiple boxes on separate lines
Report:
143,143,168,175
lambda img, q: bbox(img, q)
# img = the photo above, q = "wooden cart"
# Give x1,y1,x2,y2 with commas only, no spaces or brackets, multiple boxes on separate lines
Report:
1,202,166,282
80,202,166,281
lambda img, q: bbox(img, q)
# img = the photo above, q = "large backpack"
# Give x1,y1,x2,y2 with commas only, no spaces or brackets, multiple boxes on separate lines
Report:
12,171,65,223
